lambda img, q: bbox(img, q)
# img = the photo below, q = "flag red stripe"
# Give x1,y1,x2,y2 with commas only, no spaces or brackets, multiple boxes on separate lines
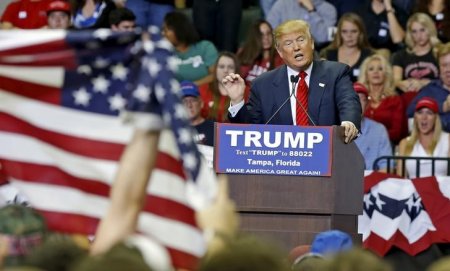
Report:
2,159,196,226
0,75,60,104
37,209,99,235
0,159,111,197
0,112,125,160
145,195,196,226
412,177,450,240
364,172,400,192
166,246,199,271
363,230,434,256
155,151,186,180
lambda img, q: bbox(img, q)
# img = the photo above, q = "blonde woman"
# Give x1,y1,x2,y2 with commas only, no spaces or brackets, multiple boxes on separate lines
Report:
320,13,373,82
359,54,406,144
414,0,450,42
397,97,450,178
392,13,441,97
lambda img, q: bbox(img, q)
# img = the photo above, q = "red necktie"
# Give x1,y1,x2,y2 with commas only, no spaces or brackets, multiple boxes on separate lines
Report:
296,71,309,126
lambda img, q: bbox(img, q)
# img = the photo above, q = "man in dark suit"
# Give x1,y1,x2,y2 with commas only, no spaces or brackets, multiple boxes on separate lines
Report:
222,19,361,143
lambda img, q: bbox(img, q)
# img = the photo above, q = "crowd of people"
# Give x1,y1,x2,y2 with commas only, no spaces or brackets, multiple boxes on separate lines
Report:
1,0,450,270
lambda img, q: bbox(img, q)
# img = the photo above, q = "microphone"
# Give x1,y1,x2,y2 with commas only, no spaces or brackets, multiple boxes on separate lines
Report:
265,75,299,125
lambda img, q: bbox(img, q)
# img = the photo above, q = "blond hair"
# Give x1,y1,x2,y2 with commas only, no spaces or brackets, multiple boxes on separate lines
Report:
274,20,312,48
320,12,371,57
405,13,441,53
357,54,396,97
435,42,450,59
404,111,442,155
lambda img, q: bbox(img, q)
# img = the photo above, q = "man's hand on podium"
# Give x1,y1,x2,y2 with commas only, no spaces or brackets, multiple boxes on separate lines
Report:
341,121,358,144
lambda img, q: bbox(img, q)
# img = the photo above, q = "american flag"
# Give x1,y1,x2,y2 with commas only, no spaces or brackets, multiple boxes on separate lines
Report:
0,29,217,269
359,172,450,256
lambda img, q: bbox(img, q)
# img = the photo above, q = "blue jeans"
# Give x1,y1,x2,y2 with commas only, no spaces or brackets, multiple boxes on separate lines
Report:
125,0,174,29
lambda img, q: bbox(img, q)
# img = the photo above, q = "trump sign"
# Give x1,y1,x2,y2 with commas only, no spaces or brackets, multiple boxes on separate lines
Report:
214,124,333,176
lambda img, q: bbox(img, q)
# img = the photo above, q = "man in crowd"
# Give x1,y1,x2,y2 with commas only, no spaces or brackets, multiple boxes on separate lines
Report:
46,0,71,29
407,42,450,133
353,82,392,171
181,81,214,146
266,0,337,47
109,7,136,32
222,19,361,143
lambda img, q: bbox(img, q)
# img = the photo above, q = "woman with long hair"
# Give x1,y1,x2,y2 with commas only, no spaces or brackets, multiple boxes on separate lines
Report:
397,97,450,178
358,54,406,145
392,13,441,105
237,19,283,85
199,52,241,122
320,13,373,82
162,11,218,86
70,0,116,29
414,0,450,42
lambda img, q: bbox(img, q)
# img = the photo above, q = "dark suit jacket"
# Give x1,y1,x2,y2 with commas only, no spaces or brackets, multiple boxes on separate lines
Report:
230,60,362,131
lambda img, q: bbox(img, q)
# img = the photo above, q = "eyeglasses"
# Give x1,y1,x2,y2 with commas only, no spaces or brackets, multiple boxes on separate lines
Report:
182,98,200,105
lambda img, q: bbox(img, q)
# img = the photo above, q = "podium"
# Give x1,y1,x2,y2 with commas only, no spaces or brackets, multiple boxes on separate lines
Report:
225,126,364,250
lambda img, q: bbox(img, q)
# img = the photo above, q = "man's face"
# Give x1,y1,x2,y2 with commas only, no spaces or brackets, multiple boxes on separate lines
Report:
276,30,314,71
111,20,136,32
47,11,70,29
182,96,203,121
439,53,450,88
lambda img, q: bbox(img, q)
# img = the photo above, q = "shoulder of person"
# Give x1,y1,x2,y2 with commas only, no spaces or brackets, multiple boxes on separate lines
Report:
196,40,217,50
367,118,388,133
317,0,337,9
314,59,349,73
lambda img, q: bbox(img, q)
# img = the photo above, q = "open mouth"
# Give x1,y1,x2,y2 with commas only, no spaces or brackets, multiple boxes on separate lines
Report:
294,53,304,60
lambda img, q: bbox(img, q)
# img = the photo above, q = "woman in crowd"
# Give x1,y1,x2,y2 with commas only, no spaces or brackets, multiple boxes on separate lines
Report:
392,13,441,106
358,54,406,145
237,19,283,85
70,0,116,29
162,11,218,86
414,0,450,42
397,97,450,178
320,13,373,82
199,52,241,123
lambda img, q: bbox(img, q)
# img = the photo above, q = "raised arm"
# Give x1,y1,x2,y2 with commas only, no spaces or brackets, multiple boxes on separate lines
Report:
384,0,405,44
90,130,160,255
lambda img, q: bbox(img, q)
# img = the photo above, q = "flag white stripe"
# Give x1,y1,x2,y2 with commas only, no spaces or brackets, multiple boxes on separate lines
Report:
10,179,204,256
0,89,132,143
149,170,190,206
399,211,436,243
0,132,118,182
10,179,109,218
0,130,195,207
370,211,401,240
0,65,64,87
139,214,205,257
158,130,179,158
0,30,65,51
436,176,450,199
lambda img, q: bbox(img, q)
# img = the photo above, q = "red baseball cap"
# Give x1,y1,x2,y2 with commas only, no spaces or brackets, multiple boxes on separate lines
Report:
47,1,71,15
353,82,368,97
415,97,439,113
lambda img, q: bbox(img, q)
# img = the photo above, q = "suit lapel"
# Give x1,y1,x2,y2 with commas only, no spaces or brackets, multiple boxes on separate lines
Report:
272,65,294,125
308,61,327,122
